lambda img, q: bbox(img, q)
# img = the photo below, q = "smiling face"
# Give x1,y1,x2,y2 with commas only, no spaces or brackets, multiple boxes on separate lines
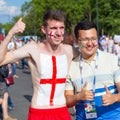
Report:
41,19,65,46
78,28,98,60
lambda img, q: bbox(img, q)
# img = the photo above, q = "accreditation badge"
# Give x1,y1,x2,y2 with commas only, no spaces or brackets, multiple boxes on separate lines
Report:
84,100,97,119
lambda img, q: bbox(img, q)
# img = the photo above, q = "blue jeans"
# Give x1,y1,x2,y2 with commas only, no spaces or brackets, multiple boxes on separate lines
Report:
21,59,28,69
11,63,16,75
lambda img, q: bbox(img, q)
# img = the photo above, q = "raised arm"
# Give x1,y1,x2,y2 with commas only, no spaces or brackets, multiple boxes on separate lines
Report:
0,17,25,63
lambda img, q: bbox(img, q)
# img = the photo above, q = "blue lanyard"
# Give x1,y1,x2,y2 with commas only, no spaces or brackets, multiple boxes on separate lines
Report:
79,51,98,94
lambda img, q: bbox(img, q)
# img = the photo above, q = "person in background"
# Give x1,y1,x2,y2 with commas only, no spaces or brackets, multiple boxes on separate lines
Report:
7,40,19,79
29,36,34,43
63,32,77,46
19,40,29,70
112,41,120,66
0,10,74,120
7,40,18,112
63,32,79,59
99,35,108,52
107,36,114,53
65,20,120,120
6,63,15,112
0,64,16,120
15,39,22,49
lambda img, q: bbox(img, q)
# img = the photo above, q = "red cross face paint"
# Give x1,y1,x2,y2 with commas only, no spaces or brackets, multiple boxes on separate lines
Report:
48,31,64,42
48,31,54,38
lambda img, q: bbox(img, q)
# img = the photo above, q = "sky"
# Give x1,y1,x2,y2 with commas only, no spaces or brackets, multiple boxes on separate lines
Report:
0,0,31,24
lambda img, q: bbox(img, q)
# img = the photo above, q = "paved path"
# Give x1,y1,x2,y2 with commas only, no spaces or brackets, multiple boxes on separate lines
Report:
3,68,76,120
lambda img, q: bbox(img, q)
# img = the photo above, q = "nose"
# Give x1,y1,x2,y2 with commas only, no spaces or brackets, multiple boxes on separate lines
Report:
87,39,93,44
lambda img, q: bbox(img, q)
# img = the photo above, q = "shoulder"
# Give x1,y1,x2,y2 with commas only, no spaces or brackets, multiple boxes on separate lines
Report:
61,44,73,54
99,49,115,57
62,43,72,50
68,56,80,80
70,56,79,67
18,42,39,55
24,41,38,48
98,49,118,62
68,56,79,70
61,44,73,59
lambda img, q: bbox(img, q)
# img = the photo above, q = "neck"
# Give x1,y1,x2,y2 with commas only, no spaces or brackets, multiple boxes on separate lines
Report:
50,44,59,51
45,41,62,55
82,53,96,62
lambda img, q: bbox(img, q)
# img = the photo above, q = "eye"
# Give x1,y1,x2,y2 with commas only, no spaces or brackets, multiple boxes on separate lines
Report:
50,27,57,30
83,38,89,41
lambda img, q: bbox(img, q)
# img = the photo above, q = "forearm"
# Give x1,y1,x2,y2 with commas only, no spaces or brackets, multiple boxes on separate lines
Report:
114,83,120,103
0,32,14,63
66,94,81,107
113,93,120,103
0,18,25,64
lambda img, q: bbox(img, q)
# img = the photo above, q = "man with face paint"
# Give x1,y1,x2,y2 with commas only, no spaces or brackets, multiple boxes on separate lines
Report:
0,10,73,120
65,20,120,120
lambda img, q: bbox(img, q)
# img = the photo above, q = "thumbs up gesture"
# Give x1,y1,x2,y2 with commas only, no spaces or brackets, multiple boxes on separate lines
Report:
102,85,117,106
9,17,26,35
76,81,94,101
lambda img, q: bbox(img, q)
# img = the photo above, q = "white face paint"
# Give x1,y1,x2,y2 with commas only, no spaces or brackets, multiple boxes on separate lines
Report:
61,31,64,36
60,31,65,41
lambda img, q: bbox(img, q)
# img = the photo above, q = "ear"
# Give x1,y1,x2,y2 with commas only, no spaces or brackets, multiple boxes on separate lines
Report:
41,26,46,34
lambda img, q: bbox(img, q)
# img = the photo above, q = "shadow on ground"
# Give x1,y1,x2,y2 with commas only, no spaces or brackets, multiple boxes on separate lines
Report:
24,95,32,102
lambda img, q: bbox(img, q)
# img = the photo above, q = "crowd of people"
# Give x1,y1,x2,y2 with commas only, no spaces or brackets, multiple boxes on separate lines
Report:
0,9,120,120
99,35,120,65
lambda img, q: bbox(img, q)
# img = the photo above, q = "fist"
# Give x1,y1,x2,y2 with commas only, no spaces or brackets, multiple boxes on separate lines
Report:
10,17,26,35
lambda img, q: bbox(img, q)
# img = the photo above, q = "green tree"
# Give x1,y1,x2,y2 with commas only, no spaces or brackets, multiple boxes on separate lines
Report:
1,0,120,37
31,0,85,35
96,0,120,36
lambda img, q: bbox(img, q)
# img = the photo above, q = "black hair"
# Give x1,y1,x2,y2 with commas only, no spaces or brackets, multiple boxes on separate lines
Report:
74,20,98,39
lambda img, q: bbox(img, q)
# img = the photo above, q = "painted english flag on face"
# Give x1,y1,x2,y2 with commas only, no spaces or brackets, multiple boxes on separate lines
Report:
48,31,54,38
48,31,64,37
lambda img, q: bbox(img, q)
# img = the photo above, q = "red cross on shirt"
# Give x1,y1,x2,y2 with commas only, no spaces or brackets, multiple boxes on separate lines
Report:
40,56,66,106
